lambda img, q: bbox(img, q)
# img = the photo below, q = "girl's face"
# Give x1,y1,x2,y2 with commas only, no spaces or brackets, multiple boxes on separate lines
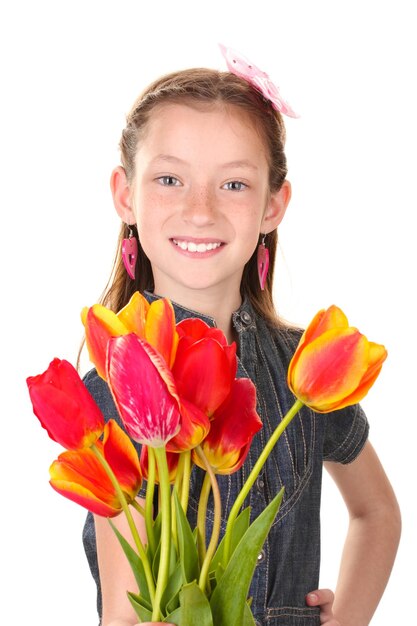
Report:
113,103,290,303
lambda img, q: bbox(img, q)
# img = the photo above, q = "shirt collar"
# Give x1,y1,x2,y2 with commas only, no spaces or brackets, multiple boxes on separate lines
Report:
143,290,256,330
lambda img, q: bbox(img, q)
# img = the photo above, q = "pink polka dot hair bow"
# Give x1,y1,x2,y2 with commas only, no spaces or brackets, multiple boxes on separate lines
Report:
219,44,299,118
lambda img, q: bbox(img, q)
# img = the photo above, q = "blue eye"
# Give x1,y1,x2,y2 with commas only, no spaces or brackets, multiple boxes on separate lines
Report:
223,181,247,191
157,175,181,186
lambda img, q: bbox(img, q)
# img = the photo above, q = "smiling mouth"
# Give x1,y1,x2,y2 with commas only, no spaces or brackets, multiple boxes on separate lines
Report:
171,239,223,253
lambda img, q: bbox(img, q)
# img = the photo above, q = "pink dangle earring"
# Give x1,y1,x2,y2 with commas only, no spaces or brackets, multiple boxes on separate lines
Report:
257,234,269,290
122,226,138,280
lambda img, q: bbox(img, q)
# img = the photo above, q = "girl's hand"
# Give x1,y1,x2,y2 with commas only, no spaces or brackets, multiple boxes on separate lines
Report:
306,589,340,625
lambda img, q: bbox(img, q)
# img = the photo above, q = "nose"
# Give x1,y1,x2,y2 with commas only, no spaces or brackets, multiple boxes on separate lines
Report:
181,187,216,227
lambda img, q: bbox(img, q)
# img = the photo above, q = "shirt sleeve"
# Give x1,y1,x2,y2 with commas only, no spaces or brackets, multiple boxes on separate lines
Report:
323,403,369,464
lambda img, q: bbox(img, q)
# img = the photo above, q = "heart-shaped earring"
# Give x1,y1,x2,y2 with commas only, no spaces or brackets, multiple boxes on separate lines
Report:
257,234,269,291
122,227,138,280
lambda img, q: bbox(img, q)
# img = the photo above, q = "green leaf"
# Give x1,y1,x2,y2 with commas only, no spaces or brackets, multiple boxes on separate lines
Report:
174,490,199,583
108,519,151,605
208,506,251,575
242,600,256,625
128,591,153,622
164,606,182,624
178,581,214,626
161,561,183,615
210,488,284,626
152,532,178,583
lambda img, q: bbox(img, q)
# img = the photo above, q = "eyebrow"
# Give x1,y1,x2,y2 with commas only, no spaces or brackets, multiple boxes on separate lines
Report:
151,154,188,166
151,154,258,171
221,159,258,171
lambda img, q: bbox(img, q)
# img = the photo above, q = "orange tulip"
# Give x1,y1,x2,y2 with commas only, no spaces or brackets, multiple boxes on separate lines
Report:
27,358,104,450
82,292,178,379
49,420,142,517
287,305,387,413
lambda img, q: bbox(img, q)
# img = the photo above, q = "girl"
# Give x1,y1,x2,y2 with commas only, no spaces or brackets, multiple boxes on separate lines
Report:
82,49,401,626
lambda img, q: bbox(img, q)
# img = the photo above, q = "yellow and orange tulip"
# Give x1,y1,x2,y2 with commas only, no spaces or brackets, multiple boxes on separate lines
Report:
287,305,387,412
82,292,178,379
49,420,142,517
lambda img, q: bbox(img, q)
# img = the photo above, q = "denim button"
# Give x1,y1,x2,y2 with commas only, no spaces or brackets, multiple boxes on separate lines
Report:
241,311,252,324
257,549,265,564
256,477,265,491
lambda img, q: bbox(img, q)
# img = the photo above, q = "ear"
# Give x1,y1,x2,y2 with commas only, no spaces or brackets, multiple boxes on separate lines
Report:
261,180,291,234
110,166,136,225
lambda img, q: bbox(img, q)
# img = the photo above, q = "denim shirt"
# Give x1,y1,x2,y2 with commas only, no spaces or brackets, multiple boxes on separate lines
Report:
82,294,369,626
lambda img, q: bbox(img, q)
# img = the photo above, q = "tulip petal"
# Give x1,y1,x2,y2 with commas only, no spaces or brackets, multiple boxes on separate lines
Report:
27,358,104,449
83,305,130,379
107,334,181,447
299,305,349,350
331,341,388,409
288,329,369,412
50,447,123,516
177,318,230,347
166,398,211,452
102,420,142,500
117,291,150,336
193,378,262,474
145,298,179,367
173,338,235,416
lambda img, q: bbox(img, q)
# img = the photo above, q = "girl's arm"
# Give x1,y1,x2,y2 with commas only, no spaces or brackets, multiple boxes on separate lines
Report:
95,499,175,626
322,440,401,626
94,497,147,626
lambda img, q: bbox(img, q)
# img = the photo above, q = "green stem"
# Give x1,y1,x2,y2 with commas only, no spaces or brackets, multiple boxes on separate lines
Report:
145,447,157,556
171,452,185,549
180,449,191,513
195,446,222,594
91,444,155,603
196,471,212,566
222,399,304,565
131,500,145,517
152,446,172,622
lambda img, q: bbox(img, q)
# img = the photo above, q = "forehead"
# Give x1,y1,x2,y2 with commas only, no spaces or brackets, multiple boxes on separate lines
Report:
138,101,268,162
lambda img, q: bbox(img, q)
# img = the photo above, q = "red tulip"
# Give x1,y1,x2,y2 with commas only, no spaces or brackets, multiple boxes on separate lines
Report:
193,378,262,475
27,358,104,450
49,420,142,517
106,334,181,447
287,305,387,412
173,319,237,417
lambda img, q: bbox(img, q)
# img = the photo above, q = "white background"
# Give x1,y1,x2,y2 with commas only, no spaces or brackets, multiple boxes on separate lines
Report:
1,1,414,623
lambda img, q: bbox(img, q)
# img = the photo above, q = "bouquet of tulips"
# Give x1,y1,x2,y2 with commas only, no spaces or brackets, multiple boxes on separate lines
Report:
27,293,387,625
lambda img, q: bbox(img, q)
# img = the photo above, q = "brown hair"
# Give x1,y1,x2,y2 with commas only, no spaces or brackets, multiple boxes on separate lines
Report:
100,68,288,327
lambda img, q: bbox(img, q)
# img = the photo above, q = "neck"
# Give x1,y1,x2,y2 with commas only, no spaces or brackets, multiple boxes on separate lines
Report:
152,283,242,344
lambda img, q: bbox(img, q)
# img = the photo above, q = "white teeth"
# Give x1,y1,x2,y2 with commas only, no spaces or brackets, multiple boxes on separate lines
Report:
173,239,221,253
